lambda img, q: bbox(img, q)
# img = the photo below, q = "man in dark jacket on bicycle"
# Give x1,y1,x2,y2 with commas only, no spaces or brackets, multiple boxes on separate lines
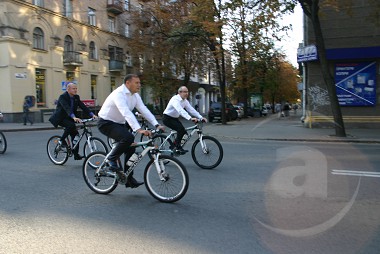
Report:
49,82,97,160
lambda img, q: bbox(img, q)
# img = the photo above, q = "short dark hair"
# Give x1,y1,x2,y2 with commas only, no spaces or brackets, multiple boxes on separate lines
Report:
123,74,139,84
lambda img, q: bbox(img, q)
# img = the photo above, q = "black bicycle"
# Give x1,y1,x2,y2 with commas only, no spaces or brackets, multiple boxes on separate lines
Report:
47,118,108,165
0,131,7,154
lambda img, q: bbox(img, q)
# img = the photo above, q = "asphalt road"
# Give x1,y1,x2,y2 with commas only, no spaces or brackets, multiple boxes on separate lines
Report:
0,129,379,254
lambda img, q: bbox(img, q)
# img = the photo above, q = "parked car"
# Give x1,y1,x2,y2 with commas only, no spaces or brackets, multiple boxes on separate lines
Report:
261,107,269,116
233,105,244,119
0,112,3,121
208,102,238,122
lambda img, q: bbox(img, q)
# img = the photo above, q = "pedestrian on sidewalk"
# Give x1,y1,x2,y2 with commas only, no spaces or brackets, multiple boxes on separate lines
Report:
22,98,33,125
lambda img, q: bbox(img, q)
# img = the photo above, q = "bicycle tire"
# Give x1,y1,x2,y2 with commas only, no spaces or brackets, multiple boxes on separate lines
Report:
144,155,189,203
191,135,223,169
82,151,118,194
0,131,7,154
83,137,108,157
107,136,116,149
46,135,69,165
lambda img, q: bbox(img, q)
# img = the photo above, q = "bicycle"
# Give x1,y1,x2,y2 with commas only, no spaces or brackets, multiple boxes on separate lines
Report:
0,131,7,154
47,118,108,165
83,136,189,203
151,120,223,169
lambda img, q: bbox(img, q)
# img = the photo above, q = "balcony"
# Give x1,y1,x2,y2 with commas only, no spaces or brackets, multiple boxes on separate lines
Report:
63,51,83,66
107,0,124,15
109,60,124,71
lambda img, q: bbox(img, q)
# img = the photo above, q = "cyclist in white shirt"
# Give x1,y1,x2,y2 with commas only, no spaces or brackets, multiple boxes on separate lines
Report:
98,74,164,188
162,86,207,154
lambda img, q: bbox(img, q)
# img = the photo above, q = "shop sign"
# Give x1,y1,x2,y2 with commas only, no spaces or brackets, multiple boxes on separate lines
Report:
335,62,376,106
297,45,318,62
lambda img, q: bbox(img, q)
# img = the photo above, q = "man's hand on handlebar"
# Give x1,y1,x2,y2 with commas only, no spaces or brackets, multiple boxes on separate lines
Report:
73,117,82,123
138,129,152,137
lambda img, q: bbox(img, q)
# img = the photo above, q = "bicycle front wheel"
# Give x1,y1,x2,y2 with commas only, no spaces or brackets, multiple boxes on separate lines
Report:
46,135,68,165
191,136,223,169
144,155,189,203
0,131,7,154
83,151,118,194
83,137,108,157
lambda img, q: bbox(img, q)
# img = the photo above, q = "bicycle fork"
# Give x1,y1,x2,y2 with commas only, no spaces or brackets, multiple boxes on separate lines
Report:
198,134,209,154
152,153,169,182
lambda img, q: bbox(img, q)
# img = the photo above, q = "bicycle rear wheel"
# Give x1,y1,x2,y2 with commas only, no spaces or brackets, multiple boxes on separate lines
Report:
82,151,118,194
0,132,7,154
151,134,173,157
144,155,189,203
191,136,223,169
83,137,108,157
46,135,68,165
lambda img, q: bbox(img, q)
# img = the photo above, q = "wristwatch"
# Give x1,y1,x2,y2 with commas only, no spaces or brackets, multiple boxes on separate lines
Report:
155,124,160,128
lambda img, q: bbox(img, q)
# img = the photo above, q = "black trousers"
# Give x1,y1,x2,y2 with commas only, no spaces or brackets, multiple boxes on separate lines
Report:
59,118,80,154
98,118,136,170
162,114,186,148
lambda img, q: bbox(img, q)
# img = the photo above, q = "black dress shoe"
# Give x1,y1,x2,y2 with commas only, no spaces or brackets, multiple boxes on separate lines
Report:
74,154,84,160
125,176,144,188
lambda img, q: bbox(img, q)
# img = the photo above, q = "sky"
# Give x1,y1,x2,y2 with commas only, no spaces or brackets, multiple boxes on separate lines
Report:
276,4,304,67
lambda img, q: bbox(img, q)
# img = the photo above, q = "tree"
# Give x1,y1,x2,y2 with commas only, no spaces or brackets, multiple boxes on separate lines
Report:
297,0,346,137
224,0,296,117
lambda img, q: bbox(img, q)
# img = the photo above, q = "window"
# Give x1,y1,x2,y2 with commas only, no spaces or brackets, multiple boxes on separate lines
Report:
124,23,130,37
91,75,97,99
110,76,116,92
108,16,115,33
126,52,132,66
124,0,129,11
33,0,44,7
33,27,44,50
35,69,46,107
108,46,123,61
63,0,73,18
89,41,97,60
88,8,96,26
64,35,73,52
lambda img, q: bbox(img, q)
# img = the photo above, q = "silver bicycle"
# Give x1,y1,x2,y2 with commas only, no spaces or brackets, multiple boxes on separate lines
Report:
83,137,189,203
152,120,223,169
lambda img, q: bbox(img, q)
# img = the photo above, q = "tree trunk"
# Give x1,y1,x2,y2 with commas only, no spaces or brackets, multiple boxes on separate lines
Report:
305,0,347,137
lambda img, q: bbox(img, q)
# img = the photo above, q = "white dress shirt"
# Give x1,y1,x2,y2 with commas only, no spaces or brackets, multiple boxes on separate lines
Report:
98,84,158,131
163,94,202,120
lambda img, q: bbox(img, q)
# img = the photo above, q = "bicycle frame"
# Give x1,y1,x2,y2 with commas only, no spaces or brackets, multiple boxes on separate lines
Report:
64,119,94,153
158,121,206,154
96,139,165,180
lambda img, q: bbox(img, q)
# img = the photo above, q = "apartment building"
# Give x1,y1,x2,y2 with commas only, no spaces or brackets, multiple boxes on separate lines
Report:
299,0,380,127
0,0,218,122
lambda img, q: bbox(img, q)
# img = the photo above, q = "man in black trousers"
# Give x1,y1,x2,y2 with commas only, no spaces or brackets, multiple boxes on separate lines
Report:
49,82,97,160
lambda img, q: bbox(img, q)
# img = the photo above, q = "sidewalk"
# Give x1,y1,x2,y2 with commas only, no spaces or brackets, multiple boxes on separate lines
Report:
1,114,380,143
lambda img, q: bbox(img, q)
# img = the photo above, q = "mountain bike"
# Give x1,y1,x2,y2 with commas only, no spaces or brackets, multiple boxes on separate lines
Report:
47,118,108,165
0,131,7,154
151,120,223,169
83,137,189,203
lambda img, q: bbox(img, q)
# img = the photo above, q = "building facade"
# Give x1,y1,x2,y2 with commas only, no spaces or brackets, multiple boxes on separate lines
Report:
299,0,380,127
0,0,218,122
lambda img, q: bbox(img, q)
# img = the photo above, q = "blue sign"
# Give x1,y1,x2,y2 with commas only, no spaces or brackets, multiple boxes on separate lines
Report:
335,62,376,106
297,45,318,63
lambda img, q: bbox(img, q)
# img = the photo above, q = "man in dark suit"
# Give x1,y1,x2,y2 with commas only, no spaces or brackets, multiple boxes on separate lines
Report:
49,82,97,160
